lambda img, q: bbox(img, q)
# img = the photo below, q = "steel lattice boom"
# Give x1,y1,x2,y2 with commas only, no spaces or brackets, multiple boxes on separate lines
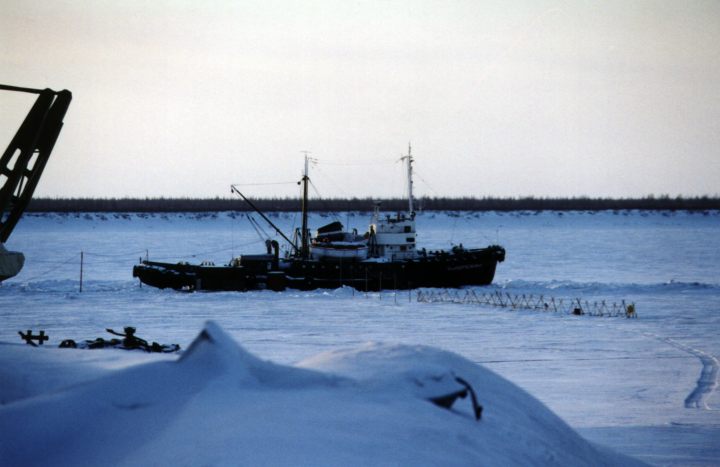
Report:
0,85,72,243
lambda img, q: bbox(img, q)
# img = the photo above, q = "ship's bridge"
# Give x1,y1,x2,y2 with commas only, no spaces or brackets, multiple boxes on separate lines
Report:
371,213,417,260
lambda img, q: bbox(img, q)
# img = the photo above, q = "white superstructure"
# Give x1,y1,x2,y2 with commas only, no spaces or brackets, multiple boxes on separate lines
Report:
369,144,418,261
304,143,422,262
370,209,417,261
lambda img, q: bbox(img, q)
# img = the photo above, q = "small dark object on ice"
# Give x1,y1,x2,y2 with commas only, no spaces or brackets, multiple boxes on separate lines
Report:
59,338,119,349
106,326,149,350
18,330,49,346
86,327,181,353
51,327,180,353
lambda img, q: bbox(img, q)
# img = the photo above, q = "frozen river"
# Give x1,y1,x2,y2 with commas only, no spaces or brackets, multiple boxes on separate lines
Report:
2,210,719,465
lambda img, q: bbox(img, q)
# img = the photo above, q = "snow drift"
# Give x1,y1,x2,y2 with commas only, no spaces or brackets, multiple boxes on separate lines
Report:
0,321,643,466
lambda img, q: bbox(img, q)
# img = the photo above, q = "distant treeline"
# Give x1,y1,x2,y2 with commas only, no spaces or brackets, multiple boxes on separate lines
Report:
25,195,720,213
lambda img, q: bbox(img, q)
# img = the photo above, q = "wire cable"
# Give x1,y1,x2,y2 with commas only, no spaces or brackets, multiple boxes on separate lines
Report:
20,253,79,282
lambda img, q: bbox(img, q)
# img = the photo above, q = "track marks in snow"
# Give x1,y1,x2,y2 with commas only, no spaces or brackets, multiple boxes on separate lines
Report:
649,334,719,409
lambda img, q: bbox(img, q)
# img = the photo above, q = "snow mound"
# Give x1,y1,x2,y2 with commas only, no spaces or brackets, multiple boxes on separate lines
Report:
178,321,347,389
0,322,644,466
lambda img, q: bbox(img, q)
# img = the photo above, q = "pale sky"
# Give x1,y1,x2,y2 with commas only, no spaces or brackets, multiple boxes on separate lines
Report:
2,0,719,199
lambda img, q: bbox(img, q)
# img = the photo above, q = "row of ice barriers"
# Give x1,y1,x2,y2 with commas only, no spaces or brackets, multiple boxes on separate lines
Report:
416,289,637,318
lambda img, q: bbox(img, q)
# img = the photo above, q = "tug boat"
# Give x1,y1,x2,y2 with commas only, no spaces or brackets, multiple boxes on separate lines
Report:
133,146,505,291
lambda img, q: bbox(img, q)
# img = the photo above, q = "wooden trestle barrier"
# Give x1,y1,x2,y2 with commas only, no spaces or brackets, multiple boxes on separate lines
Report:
416,289,637,318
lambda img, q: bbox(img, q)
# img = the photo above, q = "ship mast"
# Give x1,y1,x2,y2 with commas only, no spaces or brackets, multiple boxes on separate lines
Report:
300,151,311,259
400,143,415,219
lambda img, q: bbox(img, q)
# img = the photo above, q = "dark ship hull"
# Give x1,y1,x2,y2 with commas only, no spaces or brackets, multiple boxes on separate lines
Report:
132,245,505,292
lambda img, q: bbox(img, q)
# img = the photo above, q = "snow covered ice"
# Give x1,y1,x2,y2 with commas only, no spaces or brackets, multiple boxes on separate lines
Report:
1,321,643,466
1,210,719,465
